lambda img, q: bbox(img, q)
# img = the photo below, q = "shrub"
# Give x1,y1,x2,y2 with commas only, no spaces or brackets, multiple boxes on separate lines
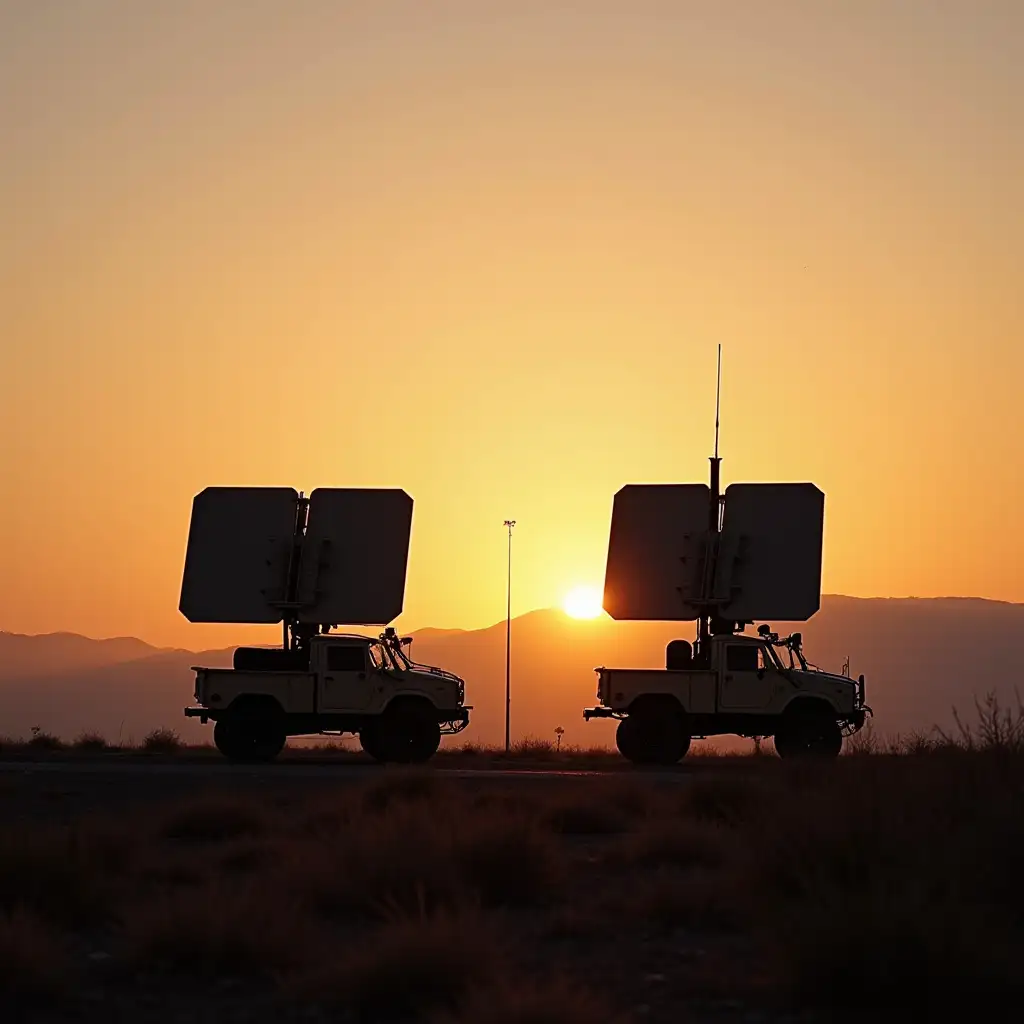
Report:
509,737,556,759
27,727,62,751
72,732,108,752
143,728,181,753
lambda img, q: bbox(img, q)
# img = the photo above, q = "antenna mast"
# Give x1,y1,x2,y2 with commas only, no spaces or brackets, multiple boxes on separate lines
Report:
714,343,722,461
699,345,724,648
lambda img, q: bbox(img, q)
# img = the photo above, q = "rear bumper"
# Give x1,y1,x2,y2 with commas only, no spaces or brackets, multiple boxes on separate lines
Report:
184,707,213,723
583,706,617,721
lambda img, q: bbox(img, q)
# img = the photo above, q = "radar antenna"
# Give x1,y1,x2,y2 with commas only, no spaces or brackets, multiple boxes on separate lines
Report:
600,345,824,634
699,344,725,648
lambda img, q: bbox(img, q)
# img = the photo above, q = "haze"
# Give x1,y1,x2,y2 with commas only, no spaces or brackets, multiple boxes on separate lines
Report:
2,1,1021,649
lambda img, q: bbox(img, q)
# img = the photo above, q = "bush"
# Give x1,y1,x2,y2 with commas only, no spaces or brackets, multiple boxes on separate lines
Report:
27,728,62,751
142,728,181,754
72,732,108,752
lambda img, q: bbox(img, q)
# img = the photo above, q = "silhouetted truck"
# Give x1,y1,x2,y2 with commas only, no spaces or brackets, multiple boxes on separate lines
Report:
186,628,469,763
584,627,869,763
178,485,470,763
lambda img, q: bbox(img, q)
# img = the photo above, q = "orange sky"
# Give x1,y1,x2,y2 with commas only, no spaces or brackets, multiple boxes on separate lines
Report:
1,1,1021,649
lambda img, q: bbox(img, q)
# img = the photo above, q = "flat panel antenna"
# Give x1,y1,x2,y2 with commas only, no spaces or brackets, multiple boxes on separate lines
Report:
717,482,824,622
179,487,299,623
296,488,413,626
603,484,710,620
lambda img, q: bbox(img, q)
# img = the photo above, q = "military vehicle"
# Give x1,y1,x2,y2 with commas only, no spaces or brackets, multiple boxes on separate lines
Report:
584,350,871,761
179,486,469,762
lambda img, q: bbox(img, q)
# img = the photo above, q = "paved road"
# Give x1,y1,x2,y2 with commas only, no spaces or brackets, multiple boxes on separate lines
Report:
0,759,612,779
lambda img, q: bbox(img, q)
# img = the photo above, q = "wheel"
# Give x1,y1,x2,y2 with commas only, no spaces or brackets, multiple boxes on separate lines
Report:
213,712,286,763
616,707,690,765
374,703,441,764
359,722,388,763
213,718,240,759
774,708,842,760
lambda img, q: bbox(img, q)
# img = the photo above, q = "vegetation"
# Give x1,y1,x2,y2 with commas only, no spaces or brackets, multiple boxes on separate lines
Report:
142,728,182,754
0,697,1022,1020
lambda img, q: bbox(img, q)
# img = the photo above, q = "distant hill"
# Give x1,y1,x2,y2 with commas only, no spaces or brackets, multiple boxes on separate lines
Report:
1,597,1021,749
0,631,168,680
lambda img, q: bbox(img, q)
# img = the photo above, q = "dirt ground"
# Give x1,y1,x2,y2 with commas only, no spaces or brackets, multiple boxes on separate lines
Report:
2,748,1022,1023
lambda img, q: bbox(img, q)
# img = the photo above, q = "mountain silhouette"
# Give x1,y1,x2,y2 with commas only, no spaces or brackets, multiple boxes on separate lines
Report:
1,596,1021,749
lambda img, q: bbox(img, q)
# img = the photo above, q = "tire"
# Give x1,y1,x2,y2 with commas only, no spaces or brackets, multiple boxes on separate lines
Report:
375,703,441,764
214,710,286,763
616,706,690,766
775,708,842,760
359,722,387,764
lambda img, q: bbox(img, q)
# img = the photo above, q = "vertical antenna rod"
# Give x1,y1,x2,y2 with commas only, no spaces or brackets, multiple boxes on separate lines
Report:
701,346,723,646
714,343,722,460
708,344,722,532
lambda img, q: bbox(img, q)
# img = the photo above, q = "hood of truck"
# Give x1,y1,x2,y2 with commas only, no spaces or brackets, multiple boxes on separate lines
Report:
789,669,857,695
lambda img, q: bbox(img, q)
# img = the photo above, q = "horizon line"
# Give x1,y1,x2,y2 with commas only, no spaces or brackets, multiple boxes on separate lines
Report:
2,593,1022,648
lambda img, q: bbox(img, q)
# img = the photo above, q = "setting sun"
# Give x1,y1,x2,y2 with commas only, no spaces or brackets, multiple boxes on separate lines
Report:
563,585,604,620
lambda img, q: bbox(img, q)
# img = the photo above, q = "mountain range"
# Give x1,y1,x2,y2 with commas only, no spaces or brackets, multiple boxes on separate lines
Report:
1,596,1021,750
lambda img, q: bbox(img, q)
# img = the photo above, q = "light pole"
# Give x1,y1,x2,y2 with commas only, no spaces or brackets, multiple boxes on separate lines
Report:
503,519,516,754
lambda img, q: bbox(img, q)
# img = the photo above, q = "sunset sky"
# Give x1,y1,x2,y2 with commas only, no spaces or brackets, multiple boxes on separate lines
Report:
1,1,1021,649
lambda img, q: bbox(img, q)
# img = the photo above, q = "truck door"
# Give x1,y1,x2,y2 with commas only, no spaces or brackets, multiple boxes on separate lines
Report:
320,644,373,712
719,644,776,711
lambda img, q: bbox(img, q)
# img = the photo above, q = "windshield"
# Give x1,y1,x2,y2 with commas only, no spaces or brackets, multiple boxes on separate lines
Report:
776,643,808,671
370,640,410,672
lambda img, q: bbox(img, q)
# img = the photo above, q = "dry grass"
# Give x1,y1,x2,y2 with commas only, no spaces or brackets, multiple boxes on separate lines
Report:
155,792,273,842
27,728,62,750
0,908,73,1004
436,977,618,1024
72,731,108,751
2,705,1024,1020
119,879,317,978
289,907,501,1019
610,816,729,870
0,826,117,926
142,727,182,753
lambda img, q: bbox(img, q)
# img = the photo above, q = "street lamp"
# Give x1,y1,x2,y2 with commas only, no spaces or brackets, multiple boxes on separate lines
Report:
503,519,516,754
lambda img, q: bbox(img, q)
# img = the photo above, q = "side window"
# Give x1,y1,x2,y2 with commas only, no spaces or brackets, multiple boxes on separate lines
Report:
726,645,758,672
758,647,773,671
326,645,367,672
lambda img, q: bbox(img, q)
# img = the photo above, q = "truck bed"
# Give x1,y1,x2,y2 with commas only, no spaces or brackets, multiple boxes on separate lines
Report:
194,668,316,715
599,668,717,715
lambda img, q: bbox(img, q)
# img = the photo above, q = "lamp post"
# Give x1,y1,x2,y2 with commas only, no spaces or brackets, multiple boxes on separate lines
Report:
503,519,516,754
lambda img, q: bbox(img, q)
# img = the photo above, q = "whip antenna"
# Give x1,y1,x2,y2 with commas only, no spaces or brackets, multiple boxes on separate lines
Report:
714,343,722,460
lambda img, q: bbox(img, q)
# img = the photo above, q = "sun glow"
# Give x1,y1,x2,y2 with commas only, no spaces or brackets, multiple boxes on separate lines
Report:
563,585,604,620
